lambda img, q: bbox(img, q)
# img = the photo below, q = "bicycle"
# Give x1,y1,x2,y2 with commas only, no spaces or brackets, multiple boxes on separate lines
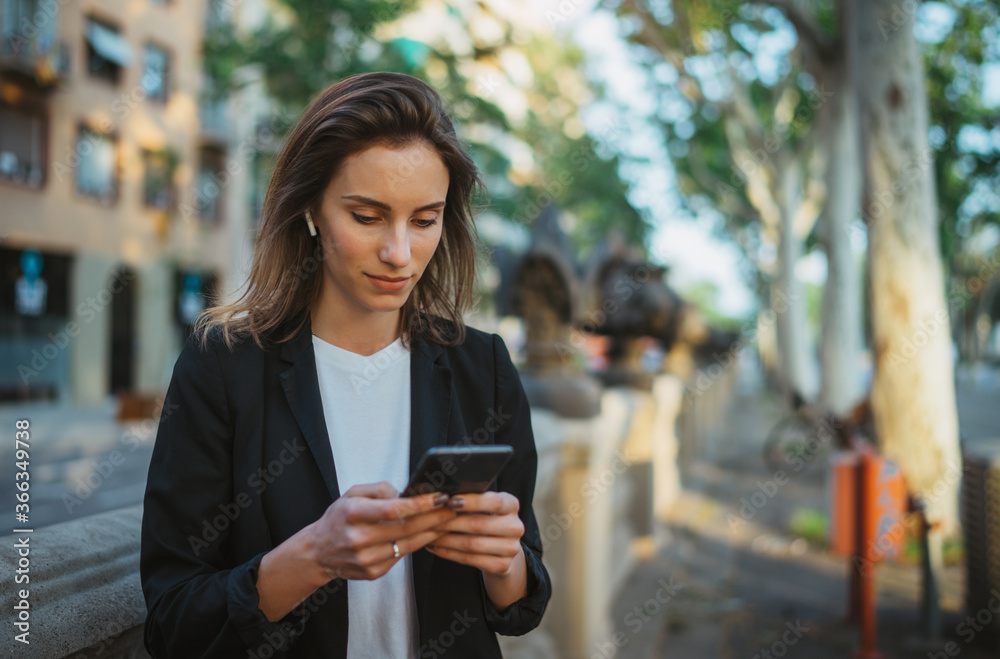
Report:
762,392,873,472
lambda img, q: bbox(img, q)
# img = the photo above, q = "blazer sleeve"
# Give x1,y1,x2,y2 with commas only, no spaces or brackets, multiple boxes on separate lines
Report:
140,332,308,657
480,333,553,636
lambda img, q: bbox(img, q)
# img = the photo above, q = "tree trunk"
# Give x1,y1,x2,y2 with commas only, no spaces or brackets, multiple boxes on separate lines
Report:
854,0,960,534
773,158,820,402
818,55,865,416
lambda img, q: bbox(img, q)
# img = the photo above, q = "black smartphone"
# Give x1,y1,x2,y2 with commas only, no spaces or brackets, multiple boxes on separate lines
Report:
401,445,514,497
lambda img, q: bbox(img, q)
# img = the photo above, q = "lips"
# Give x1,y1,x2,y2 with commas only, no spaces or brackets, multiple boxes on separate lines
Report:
365,274,411,291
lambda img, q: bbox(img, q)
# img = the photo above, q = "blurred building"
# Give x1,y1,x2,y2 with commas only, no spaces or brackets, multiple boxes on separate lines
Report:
0,0,275,405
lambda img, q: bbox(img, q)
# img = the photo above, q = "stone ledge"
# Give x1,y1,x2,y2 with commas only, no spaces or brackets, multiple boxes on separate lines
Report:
0,504,149,659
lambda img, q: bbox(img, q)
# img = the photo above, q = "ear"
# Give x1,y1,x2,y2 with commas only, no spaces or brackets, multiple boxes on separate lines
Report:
305,210,318,237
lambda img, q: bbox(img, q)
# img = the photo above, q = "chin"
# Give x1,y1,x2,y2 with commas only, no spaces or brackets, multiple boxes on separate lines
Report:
363,297,410,312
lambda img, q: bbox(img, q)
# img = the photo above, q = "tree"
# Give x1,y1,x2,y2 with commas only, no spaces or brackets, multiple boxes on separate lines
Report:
852,0,961,536
606,0,839,400
800,0,866,416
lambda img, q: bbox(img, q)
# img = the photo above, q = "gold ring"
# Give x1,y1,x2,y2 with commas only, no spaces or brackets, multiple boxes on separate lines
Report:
392,541,400,559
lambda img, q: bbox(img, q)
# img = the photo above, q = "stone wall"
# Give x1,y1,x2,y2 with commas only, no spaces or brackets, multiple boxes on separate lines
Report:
0,505,149,659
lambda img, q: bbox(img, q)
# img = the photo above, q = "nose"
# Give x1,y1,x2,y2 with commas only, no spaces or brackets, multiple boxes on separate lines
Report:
378,223,411,268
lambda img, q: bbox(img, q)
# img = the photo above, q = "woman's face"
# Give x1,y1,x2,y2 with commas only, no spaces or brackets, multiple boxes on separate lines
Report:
311,140,449,321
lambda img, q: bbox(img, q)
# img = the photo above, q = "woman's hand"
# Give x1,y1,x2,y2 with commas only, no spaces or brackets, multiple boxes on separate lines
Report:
307,481,456,582
424,491,529,611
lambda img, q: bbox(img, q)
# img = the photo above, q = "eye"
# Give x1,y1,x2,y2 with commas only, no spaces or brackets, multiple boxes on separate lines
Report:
415,218,438,228
351,212,378,224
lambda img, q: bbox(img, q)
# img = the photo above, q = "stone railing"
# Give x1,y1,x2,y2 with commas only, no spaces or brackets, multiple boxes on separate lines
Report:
0,505,149,659
501,373,688,658
675,363,739,467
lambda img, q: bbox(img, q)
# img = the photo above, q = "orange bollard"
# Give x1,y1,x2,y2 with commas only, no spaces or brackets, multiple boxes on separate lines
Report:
852,450,906,659
829,451,861,622
830,451,860,557
854,450,885,659
829,447,906,651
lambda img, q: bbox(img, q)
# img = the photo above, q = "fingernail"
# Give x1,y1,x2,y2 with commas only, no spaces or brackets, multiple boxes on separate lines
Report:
447,497,464,509
433,493,449,507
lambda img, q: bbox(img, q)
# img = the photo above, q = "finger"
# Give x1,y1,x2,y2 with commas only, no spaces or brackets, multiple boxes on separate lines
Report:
446,491,519,516
385,491,451,520
345,492,449,524
343,481,398,499
427,533,521,557
397,528,450,555
352,528,433,565
425,545,517,574
365,507,457,545
341,553,396,581
431,512,524,538
350,528,451,580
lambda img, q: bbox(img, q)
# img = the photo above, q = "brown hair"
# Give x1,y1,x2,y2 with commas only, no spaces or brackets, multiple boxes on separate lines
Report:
196,71,484,350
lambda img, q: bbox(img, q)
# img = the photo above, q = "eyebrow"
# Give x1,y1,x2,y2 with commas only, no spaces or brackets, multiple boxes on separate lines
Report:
341,195,445,213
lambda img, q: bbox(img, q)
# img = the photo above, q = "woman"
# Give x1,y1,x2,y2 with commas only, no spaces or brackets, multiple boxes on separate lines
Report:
140,71,551,658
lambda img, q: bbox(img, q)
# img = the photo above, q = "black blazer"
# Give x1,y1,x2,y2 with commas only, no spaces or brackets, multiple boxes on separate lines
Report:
140,315,551,658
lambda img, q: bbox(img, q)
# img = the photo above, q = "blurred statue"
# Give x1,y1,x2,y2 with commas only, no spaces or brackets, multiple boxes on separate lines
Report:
581,233,682,390
496,204,602,418
581,232,740,389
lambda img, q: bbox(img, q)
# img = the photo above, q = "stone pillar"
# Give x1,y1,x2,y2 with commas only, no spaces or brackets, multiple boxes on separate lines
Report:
135,262,177,393
70,253,115,405
651,375,684,533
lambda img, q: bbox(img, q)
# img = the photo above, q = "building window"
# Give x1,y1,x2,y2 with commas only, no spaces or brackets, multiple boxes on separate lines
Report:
174,269,219,335
204,0,233,33
195,146,225,224
142,148,177,209
3,0,37,61
74,127,116,204
142,43,169,102
0,103,46,188
84,16,131,84
0,246,74,402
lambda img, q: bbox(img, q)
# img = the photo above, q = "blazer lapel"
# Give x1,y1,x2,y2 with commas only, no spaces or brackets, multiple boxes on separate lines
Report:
409,331,453,475
409,330,453,639
279,316,342,502
277,316,455,505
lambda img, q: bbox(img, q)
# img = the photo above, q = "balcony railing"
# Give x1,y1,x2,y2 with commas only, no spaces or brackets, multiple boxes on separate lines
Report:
0,1,69,88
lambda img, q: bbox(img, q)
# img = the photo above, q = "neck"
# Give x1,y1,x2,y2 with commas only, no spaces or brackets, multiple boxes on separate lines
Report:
308,303,403,357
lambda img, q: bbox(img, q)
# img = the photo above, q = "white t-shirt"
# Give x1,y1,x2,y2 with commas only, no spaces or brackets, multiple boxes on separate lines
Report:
312,334,418,659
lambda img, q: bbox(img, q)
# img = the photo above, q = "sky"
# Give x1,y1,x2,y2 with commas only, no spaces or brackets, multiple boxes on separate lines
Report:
528,0,999,320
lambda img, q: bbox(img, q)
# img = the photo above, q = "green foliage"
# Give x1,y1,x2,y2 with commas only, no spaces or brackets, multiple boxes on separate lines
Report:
923,1,1000,269
201,0,647,258
681,280,746,328
203,1,416,109
900,532,964,566
789,508,828,546
511,129,650,256
607,0,822,266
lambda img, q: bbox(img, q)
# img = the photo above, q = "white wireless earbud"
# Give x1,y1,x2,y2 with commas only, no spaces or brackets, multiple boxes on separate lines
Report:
305,210,317,237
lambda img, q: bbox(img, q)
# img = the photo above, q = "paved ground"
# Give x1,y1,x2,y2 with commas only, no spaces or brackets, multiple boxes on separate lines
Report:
609,367,1000,659
0,399,156,531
